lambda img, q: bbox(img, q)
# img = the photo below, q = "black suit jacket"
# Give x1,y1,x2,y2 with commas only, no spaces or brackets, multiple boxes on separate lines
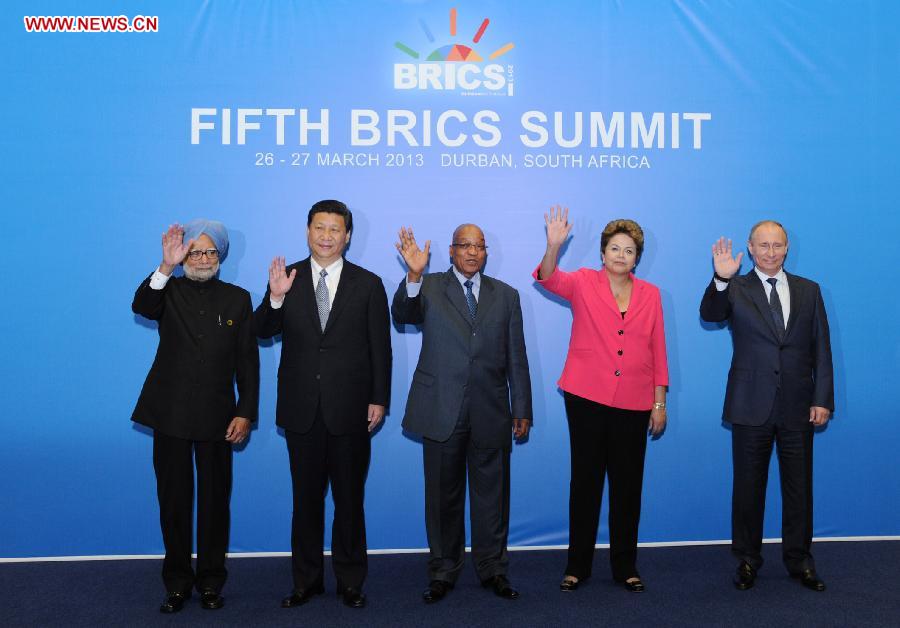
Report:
392,269,532,449
132,274,260,441
254,258,391,435
700,270,834,429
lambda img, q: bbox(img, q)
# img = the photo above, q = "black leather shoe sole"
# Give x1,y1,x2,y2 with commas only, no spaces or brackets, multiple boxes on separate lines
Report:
792,570,826,592
159,592,190,614
423,580,453,603
339,588,366,608
281,585,325,608
623,578,645,592
200,591,224,609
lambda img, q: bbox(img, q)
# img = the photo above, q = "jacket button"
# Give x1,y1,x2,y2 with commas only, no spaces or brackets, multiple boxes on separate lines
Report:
319,348,326,353
198,334,204,339
617,350,623,356
774,370,779,375
199,310,205,315
617,329,624,335
316,374,321,380
614,370,621,376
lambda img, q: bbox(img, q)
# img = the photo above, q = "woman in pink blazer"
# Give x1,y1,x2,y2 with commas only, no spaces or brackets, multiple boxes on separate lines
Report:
533,207,668,593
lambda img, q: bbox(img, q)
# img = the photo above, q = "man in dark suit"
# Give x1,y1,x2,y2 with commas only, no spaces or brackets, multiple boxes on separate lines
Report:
133,220,259,614
700,220,833,592
392,224,532,603
254,200,391,609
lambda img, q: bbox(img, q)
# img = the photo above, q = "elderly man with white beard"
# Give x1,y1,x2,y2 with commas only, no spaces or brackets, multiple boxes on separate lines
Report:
132,220,259,614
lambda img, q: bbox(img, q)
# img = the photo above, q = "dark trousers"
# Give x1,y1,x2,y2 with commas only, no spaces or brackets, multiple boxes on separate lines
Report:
563,392,650,581
152,431,232,594
285,412,371,592
731,412,815,574
423,401,511,583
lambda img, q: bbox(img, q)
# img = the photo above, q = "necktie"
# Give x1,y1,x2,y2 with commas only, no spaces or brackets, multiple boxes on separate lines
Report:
464,280,477,320
316,269,330,332
766,277,785,338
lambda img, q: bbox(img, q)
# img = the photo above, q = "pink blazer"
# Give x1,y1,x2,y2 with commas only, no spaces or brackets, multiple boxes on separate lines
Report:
533,265,668,411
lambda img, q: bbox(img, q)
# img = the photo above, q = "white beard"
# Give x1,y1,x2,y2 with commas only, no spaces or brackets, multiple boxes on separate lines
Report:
183,261,219,282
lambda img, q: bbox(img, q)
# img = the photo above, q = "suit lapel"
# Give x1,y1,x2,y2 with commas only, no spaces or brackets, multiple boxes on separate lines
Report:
744,270,781,340
590,269,623,316
626,276,647,317
443,269,475,326
474,275,497,327
783,271,801,341
293,258,322,332
323,259,356,335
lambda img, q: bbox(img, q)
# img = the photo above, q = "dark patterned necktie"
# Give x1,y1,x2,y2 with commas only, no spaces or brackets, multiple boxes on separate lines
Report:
316,269,329,331
464,280,477,320
766,277,785,338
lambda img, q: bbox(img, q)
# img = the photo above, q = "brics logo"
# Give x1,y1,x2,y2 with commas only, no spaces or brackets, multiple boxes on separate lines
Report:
393,8,514,96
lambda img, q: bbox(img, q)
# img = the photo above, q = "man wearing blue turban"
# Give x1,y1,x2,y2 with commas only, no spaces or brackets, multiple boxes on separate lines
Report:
132,220,260,613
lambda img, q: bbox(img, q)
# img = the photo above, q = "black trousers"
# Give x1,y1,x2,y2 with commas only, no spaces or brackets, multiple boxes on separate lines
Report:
285,412,371,592
731,411,815,574
563,392,650,581
423,400,511,583
152,431,232,594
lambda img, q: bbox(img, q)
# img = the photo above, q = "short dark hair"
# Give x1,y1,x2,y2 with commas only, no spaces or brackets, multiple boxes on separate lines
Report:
307,199,352,233
600,218,644,263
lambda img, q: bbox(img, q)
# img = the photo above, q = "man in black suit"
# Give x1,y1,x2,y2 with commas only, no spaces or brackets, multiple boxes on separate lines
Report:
133,220,259,614
254,200,391,609
392,224,532,603
700,220,834,592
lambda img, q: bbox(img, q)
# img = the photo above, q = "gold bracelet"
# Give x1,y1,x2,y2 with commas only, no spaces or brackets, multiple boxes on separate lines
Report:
653,402,666,410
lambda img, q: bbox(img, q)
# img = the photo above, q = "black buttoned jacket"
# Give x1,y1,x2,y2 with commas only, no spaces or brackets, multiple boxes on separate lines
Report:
253,258,392,435
132,273,260,440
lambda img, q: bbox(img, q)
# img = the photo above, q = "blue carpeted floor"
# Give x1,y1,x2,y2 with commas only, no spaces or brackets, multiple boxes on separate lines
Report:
3,542,898,627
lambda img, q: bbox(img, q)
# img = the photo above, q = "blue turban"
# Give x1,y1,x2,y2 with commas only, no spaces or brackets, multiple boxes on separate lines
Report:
183,219,229,260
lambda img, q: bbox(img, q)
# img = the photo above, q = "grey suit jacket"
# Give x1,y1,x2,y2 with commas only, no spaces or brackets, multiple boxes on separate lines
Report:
392,268,532,448
700,269,834,429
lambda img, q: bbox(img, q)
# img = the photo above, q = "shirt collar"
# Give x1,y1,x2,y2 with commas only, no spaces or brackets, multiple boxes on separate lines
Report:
311,256,343,276
451,265,480,289
754,266,787,284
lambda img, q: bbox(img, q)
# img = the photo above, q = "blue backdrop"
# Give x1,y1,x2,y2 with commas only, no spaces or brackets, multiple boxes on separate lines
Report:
2,1,898,558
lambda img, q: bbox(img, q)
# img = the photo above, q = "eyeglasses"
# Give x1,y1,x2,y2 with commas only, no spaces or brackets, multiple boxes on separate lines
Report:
452,242,488,253
187,249,219,260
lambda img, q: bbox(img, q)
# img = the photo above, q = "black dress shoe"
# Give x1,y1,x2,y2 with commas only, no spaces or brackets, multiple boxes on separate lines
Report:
623,577,645,593
281,584,325,608
339,587,366,608
733,561,756,590
793,569,826,592
559,576,579,592
482,575,519,599
159,591,190,614
423,580,454,603
199,589,224,609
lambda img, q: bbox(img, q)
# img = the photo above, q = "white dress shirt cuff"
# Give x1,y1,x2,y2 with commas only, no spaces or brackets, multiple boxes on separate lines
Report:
149,267,171,290
406,280,422,297
270,296,284,309
714,278,729,291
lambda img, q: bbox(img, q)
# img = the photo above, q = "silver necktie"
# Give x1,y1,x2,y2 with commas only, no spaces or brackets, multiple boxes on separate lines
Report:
316,269,329,332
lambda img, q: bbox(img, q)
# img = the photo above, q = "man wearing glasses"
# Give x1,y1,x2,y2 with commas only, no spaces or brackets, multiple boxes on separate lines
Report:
132,220,259,613
392,224,532,603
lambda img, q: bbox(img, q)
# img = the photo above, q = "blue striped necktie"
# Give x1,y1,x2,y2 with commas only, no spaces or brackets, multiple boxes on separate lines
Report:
464,280,477,320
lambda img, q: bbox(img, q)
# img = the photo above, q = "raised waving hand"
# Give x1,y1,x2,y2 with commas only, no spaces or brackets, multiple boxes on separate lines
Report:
268,256,297,301
712,236,743,279
395,226,431,282
160,224,193,275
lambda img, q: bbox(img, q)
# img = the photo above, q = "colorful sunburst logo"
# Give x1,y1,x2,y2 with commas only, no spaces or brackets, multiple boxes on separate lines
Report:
394,8,514,63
